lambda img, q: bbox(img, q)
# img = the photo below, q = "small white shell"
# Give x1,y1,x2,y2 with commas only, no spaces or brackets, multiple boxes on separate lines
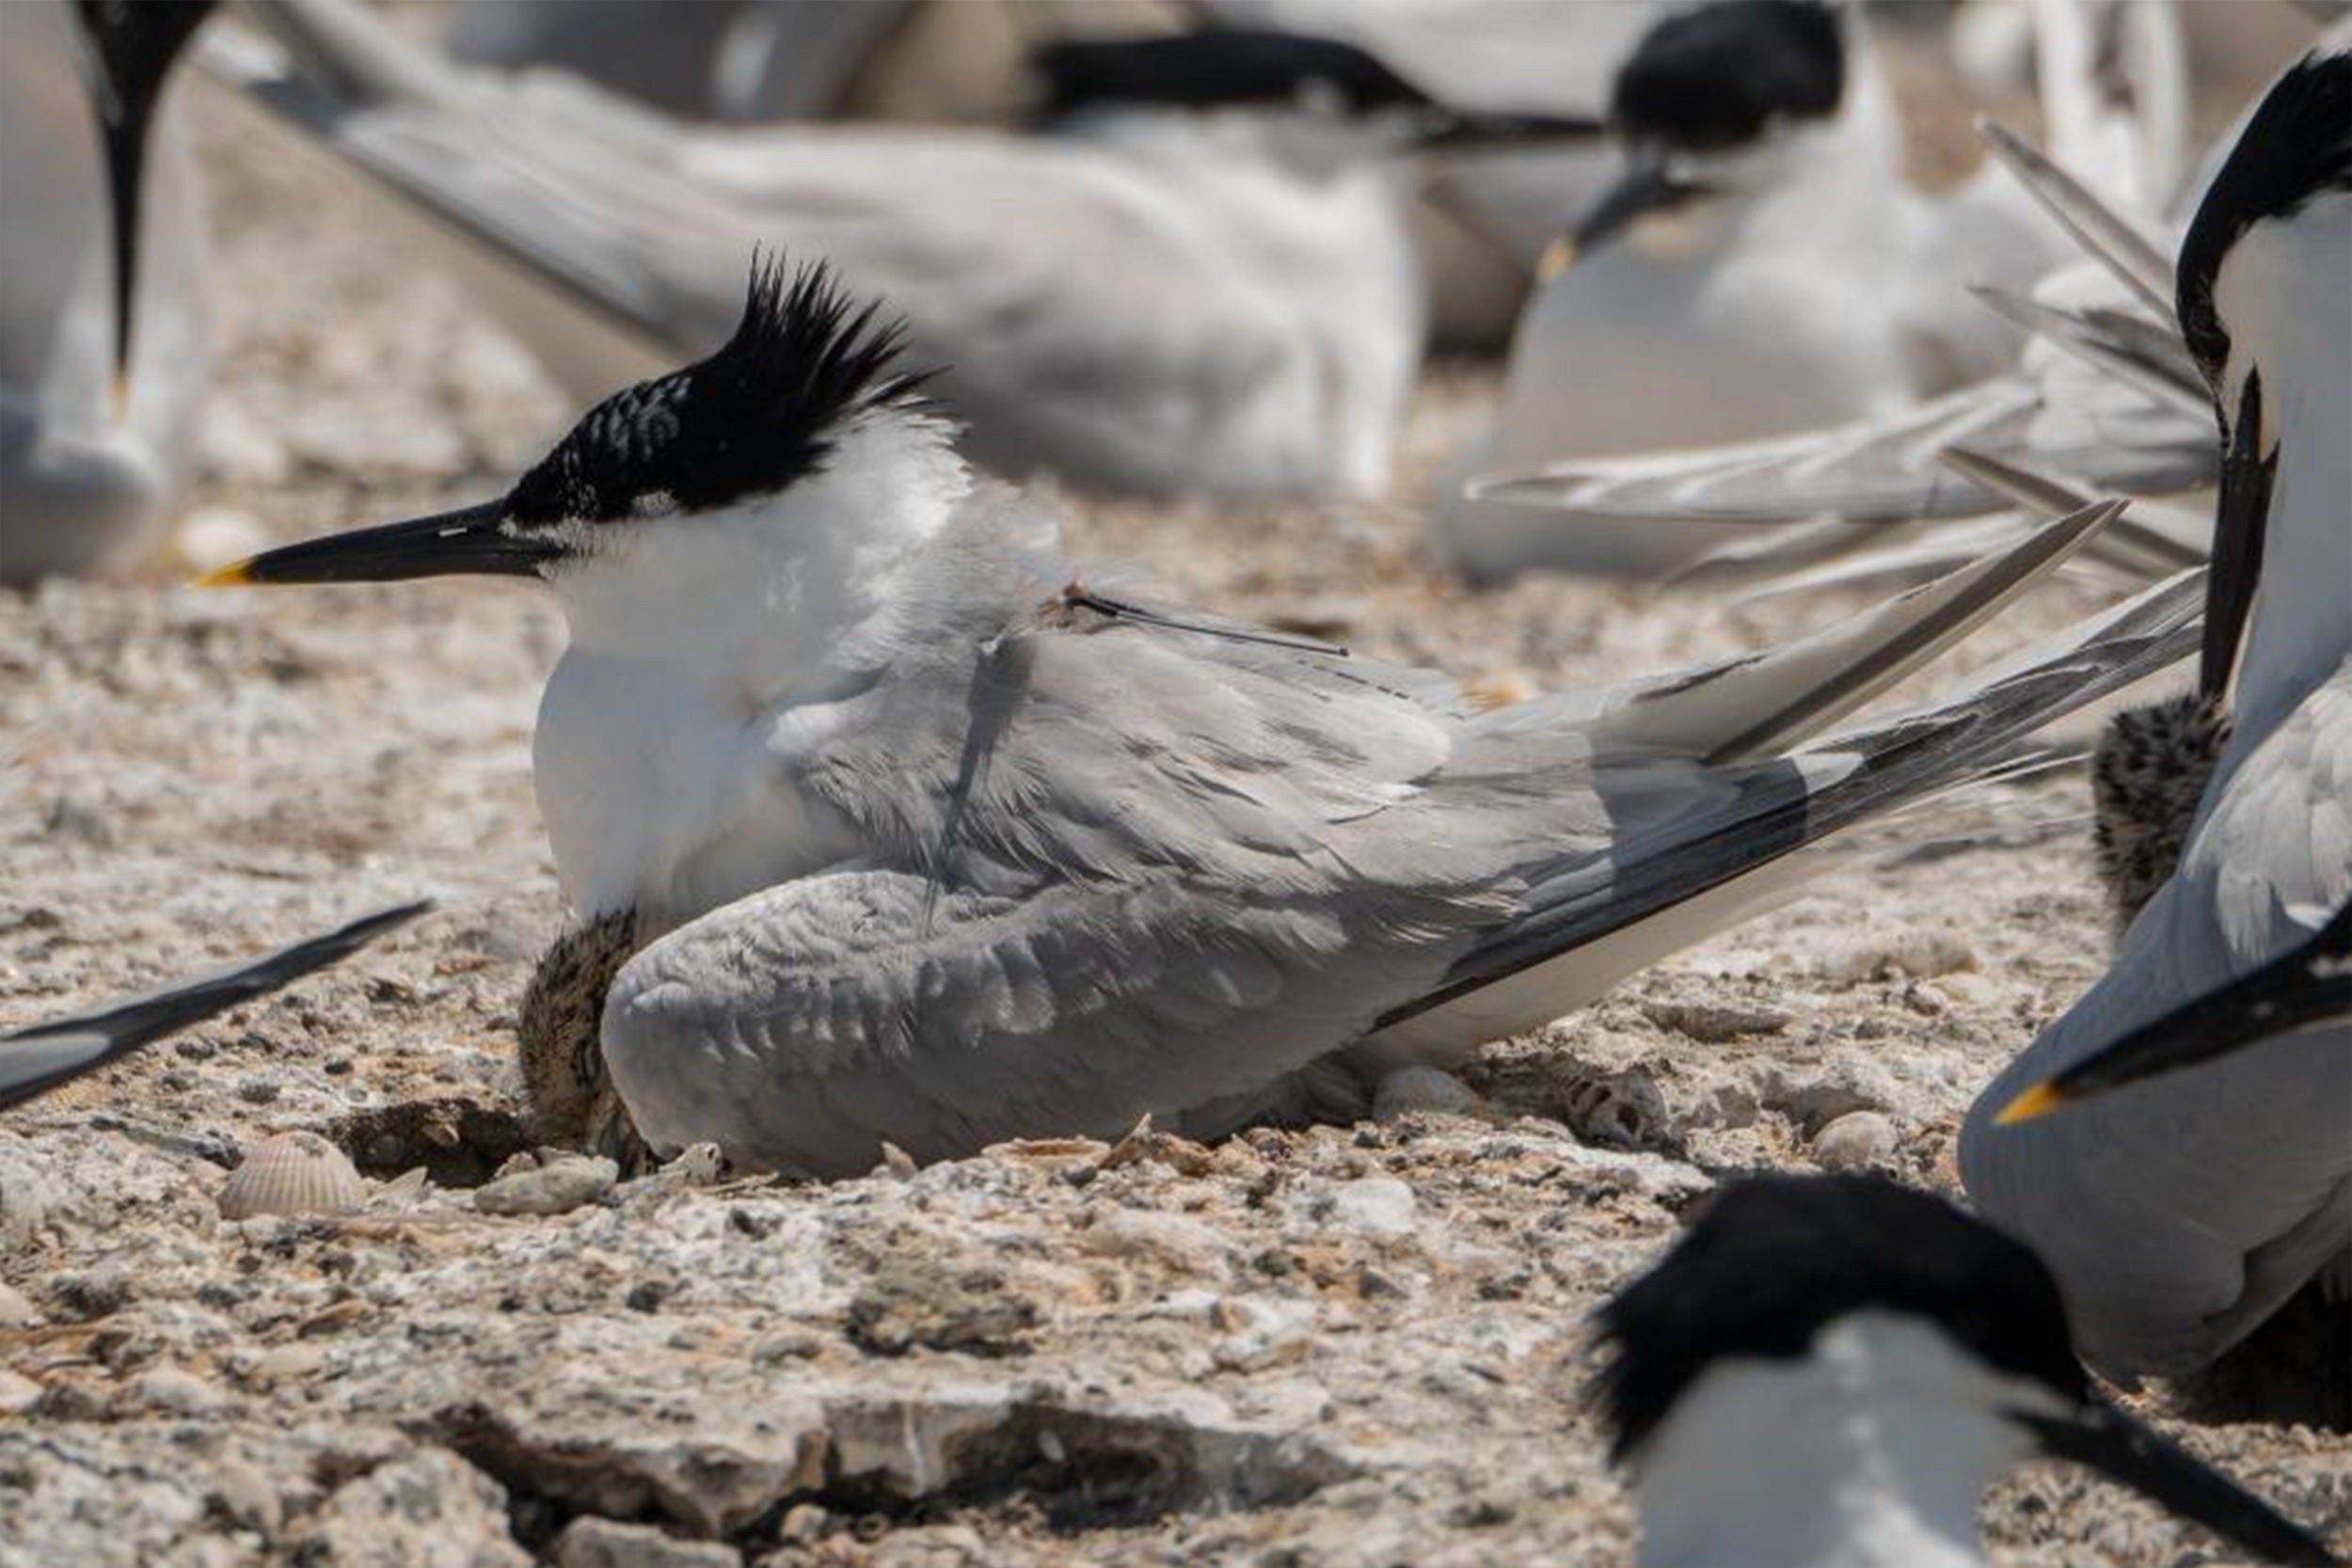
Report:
218,1132,367,1221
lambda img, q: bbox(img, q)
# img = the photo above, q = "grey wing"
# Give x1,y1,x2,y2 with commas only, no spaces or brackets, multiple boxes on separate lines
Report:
602,867,1465,1178
602,575,1514,1175
1962,668,2352,1377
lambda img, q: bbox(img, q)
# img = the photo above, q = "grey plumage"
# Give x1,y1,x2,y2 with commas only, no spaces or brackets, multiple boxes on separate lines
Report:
598,487,2197,1177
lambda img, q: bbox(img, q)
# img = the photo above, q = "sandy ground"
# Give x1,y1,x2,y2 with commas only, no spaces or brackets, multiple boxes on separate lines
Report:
0,28,2345,1568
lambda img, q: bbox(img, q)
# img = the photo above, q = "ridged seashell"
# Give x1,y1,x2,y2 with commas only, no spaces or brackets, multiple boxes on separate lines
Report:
218,1132,367,1221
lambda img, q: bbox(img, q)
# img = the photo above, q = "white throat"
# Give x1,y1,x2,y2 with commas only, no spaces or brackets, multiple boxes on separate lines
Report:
1629,1315,2045,1568
2213,193,2352,738
532,413,969,925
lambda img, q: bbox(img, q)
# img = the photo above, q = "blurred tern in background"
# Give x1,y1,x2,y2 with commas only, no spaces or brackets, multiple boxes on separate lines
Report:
198,253,2194,1177
3,0,212,583
1467,8,2352,604
1963,49,2352,1381
1470,117,2222,606
205,0,1593,503
0,902,426,1111
1594,1174,2337,1568
437,0,1663,355
1438,0,2185,582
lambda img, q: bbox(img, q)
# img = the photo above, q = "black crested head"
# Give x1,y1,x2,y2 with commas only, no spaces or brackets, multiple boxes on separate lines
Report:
2176,50,2352,395
505,256,934,530
1592,1174,2084,1463
1612,0,1845,153
1032,28,1433,120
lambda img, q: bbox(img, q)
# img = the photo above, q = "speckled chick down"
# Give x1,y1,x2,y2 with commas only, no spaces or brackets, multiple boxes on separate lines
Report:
517,910,654,1172
2090,692,2232,936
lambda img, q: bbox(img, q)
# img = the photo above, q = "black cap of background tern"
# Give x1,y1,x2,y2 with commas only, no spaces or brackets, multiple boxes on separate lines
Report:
1544,0,1846,277
1030,25,1602,150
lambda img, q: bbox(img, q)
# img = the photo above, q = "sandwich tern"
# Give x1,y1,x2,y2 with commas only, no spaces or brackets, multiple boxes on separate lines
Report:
3,0,213,583
207,0,1583,503
1962,48,2352,1380
1438,0,2178,583
437,0,1654,354
0,902,427,1112
197,257,2197,1178
1594,1174,2338,1567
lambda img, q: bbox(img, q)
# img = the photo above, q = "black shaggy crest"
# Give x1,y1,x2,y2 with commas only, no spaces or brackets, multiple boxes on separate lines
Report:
1033,28,1433,120
1592,1175,2085,1463
505,257,931,528
1612,0,1845,152
2177,50,2352,393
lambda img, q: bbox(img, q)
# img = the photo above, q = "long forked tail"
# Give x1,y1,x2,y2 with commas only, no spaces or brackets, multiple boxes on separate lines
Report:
0,902,429,1112
1370,566,2200,1048
1584,499,2121,767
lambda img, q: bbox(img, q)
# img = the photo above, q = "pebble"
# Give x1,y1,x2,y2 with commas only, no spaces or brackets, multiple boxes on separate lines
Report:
474,1156,617,1217
171,504,275,572
1813,1112,1899,1171
553,1515,742,1567
1373,1067,1481,1120
0,1371,38,1416
0,1281,39,1328
1643,1001,1792,1042
129,1366,221,1416
1325,1178,1417,1238
1820,929,1979,984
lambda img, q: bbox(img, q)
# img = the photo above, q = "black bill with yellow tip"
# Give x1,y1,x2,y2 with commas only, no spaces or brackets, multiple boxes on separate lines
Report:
2009,1402,2339,1566
1539,153,1705,278
1997,898,2352,1126
196,500,564,587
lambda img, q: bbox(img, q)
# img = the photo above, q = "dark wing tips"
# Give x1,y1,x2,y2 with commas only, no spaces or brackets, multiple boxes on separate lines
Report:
2176,49,2352,388
1592,1175,2083,1462
1030,27,1429,119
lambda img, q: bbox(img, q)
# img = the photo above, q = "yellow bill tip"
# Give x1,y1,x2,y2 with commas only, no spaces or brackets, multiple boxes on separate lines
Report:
1994,1081,2070,1127
1537,236,1579,282
190,557,259,589
108,367,132,422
